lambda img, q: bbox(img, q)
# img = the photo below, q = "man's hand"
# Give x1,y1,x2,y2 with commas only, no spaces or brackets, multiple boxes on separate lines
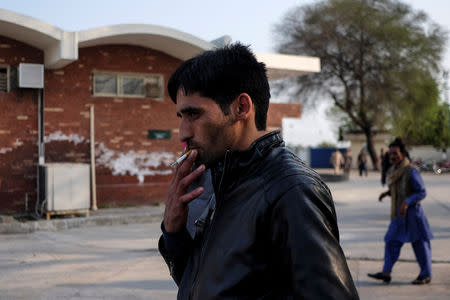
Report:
163,150,205,233
399,201,409,217
378,191,389,202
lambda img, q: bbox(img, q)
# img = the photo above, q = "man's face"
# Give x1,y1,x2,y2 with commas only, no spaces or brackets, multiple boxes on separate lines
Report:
389,146,404,166
176,90,238,167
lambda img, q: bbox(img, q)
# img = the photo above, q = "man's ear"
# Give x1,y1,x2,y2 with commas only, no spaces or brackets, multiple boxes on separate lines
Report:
233,93,253,120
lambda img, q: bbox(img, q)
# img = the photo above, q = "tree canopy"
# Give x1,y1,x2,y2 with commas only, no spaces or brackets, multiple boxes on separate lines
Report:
394,100,450,150
274,0,447,168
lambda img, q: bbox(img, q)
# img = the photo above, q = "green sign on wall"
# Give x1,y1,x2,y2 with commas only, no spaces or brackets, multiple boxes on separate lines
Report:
148,130,171,140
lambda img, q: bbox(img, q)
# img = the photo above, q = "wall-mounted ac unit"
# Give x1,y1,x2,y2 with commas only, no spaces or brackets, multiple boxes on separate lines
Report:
39,163,90,212
18,63,44,88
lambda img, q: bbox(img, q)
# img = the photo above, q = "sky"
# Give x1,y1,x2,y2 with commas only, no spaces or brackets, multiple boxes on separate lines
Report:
2,0,450,147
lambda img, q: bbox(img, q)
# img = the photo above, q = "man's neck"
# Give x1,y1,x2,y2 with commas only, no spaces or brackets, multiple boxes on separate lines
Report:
394,158,406,169
234,128,269,150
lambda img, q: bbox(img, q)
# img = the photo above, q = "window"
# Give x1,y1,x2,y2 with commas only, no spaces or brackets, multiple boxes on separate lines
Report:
94,74,117,95
0,66,8,92
93,71,164,99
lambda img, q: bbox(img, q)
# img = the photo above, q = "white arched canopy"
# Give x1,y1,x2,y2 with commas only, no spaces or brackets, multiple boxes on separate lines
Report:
0,9,320,78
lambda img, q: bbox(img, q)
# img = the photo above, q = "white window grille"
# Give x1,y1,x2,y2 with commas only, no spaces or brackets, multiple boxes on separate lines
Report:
93,71,164,99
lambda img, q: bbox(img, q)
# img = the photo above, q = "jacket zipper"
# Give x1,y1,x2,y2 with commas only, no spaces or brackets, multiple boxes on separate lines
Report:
188,150,229,299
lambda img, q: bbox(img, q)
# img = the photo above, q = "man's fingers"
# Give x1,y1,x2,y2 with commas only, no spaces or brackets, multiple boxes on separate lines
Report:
180,187,205,204
170,149,198,190
177,164,205,193
176,149,198,179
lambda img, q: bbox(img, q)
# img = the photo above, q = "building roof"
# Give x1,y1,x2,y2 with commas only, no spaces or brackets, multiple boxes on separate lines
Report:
0,9,320,79
256,53,320,80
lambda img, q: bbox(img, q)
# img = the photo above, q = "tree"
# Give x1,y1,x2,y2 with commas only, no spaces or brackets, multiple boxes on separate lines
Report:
394,100,450,151
273,0,447,169
391,69,450,151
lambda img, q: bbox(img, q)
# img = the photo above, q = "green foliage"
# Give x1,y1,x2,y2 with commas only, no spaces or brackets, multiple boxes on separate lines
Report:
394,101,450,149
273,0,447,165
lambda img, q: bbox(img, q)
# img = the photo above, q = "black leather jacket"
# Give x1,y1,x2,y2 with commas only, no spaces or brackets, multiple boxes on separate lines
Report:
159,131,359,299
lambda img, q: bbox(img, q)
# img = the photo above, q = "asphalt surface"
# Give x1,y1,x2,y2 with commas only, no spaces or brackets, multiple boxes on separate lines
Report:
329,171,450,300
0,171,449,299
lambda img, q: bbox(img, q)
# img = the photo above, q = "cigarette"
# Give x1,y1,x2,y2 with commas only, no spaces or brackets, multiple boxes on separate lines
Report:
170,150,193,168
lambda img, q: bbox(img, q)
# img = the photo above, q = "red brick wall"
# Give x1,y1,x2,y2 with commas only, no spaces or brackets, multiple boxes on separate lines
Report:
44,45,184,208
267,103,302,130
0,36,44,213
0,39,303,214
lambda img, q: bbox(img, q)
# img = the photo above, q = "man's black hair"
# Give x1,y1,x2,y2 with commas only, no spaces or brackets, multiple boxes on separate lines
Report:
167,42,271,130
389,137,407,155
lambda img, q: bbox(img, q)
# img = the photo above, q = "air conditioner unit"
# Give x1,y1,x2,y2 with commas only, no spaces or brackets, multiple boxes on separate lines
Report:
39,163,90,212
18,63,44,88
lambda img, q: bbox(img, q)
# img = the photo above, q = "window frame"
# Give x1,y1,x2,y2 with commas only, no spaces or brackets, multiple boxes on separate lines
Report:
0,65,10,93
92,71,164,100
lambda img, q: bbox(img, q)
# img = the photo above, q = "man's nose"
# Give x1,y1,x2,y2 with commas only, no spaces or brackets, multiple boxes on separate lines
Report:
178,119,193,143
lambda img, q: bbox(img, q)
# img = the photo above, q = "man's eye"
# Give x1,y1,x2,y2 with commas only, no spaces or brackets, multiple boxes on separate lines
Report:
187,111,199,118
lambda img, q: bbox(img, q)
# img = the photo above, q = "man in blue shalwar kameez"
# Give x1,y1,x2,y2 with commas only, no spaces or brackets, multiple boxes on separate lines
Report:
368,138,433,285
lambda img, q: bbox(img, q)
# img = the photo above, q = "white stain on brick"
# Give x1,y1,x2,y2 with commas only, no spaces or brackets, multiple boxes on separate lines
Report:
13,138,24,147
0,147,13,154
45,131,86,145
96,143,175,183
0,138,23,155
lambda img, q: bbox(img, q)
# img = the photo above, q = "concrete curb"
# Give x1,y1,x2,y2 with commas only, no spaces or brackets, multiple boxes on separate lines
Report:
0,209,164,234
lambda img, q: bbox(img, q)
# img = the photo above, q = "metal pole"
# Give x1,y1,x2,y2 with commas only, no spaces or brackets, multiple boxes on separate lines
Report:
90,105,98,211
38,89,45,164
36,88,44,217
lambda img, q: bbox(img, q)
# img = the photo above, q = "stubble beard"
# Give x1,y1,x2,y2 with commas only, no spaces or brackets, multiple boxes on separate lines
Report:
192,115,238,168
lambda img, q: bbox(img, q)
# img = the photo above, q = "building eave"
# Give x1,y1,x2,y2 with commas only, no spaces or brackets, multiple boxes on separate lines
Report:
0,9,321,78
256,53,321,81
77,24,215,61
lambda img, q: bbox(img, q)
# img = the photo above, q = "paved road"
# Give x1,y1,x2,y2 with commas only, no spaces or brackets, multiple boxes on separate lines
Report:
331,171,450,263
1,223,175,300
0,172,449,299
330,171,450,299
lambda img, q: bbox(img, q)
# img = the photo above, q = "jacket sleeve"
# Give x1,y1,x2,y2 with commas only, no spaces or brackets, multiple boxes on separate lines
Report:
158,222,194,286
405,168,427,205
268,181,359,300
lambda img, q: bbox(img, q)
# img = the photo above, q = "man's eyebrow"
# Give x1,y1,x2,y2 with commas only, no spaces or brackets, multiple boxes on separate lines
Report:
178,106,203,115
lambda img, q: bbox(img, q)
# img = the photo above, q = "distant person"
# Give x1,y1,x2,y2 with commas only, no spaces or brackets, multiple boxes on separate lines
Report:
330,148,345,174
379,148,385,169
381,138,411,186
381,149,391,186
357,149,368,177
344,148,353,174
368,138,433,285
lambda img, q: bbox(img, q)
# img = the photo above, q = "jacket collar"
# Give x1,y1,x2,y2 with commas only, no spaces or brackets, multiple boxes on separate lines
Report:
211,130,284,192
228,130,283,169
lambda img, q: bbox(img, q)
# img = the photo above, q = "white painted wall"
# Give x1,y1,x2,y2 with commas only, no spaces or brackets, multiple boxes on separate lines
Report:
409,145,448,162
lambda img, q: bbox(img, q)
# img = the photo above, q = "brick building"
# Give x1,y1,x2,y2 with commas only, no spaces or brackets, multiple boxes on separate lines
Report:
0,9,320,214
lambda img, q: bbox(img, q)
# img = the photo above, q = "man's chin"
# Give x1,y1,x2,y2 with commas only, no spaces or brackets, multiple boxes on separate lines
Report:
194,156,216,169
194,160,210,169
192,155,206,169
193,150,225,169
